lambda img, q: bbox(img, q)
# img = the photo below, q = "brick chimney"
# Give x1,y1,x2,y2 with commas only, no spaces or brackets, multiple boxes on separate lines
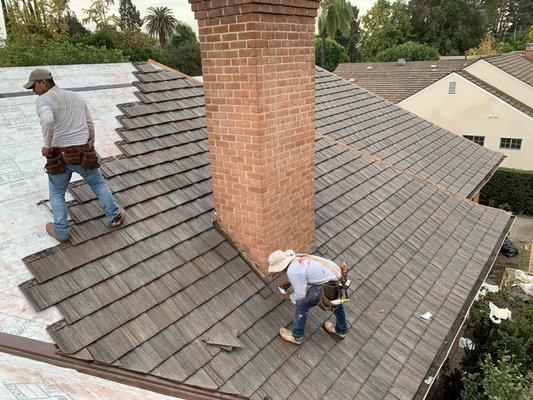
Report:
189,0,319,272
525,43,533,62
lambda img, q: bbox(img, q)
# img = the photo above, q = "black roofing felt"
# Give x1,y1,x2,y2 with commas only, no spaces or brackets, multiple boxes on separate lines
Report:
20,62,511,399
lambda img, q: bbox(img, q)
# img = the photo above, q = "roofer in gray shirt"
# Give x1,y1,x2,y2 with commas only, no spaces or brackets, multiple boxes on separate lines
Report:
24,68,125,242
268,250,349,344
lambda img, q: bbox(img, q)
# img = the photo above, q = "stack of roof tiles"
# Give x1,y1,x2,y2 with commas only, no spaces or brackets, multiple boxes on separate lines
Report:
20,63,511,400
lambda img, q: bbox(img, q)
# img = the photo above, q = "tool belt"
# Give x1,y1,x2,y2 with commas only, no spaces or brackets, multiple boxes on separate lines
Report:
318,279,351,311
43,143,99,175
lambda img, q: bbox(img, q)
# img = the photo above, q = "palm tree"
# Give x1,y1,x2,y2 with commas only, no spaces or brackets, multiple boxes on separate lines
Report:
144,6,176,47
318,0,353,69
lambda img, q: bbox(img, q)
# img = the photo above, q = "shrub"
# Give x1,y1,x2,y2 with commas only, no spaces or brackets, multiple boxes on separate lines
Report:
479,168,533,215
373,41,440,61
0,35,127,67
160,40,202,76
315,37,350,71
462,354,531,400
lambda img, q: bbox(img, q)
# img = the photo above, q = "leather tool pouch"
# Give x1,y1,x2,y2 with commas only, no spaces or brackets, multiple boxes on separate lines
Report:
318,281,341,311
62,146,82,165
44,149,67,175
80,144,99,170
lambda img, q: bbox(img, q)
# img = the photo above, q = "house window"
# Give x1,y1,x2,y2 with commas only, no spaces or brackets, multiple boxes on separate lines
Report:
463,135,485,146
448,81,456,94
500,138,522,150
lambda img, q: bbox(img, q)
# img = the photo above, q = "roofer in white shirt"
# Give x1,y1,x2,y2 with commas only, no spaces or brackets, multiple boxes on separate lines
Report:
24,68,125,241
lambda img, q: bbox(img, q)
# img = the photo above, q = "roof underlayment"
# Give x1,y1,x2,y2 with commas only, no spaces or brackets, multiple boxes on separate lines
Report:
15,62,511,399
0,63,136,342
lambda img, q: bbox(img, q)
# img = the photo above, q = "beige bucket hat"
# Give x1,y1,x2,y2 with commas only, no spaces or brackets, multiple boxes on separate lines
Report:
267,249,296,273
23,68,53,89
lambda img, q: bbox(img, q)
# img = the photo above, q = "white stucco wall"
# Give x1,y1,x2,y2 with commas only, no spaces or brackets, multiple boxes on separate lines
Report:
465,59,533,107
399,72,533,170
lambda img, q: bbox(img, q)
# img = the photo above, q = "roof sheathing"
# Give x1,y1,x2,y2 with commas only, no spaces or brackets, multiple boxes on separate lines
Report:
18,62,511,399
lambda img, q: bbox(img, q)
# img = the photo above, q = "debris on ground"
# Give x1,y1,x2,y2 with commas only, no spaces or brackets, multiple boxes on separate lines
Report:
500,237,519,258
488,301,512,324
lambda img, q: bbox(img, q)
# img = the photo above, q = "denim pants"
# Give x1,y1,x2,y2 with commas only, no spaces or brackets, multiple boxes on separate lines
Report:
48,164,120,240
292,285,348,340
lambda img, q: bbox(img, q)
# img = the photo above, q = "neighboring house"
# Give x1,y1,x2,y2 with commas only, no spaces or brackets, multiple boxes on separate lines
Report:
10,2,513,400
334,49,533,170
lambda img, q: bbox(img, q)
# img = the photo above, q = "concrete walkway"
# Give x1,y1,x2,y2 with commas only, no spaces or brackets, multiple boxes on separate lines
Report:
509,215,533,243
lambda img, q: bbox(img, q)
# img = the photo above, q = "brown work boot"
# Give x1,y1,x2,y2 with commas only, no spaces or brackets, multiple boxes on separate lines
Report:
109,207,125,228
324,322,346,339
279,327,302,345
45,222,68,242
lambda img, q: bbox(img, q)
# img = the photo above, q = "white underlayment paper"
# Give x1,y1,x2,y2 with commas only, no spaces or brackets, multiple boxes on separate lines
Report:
0,64,137,343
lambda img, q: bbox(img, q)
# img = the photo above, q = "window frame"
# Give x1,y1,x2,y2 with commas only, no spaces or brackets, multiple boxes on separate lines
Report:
463,135,485,146
499,138,522,150
448,81,457,94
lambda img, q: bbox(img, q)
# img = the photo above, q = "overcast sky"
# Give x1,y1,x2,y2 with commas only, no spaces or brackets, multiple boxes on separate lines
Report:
69,0,376,33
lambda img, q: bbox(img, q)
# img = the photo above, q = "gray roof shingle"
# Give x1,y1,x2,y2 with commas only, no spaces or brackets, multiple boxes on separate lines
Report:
20,62,511,400
484,52,533,86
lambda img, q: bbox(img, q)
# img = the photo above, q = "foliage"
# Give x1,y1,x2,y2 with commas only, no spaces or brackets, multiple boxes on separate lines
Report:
466,36,502,56
315,37,349,71
4,0,69,40
479,168,533,215
160,21,201,76
169,21,197,48
462,354,531,400
0,34,126,67
161,40,202,76
360,0,412,60
317,0,353,68
83,0,116,28
118,0,141,30
70,25,160,62
409,0,486,56
439,289,533,398
63,11,89,36
374,41,439,61
334,4,361,62
479,0,532,43
144,6,177,47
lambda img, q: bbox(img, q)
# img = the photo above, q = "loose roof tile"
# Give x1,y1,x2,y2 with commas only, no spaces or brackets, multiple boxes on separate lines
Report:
19,62,512,400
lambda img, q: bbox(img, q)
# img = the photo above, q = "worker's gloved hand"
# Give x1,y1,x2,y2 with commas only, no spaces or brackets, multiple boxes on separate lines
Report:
281,293,291,302
42,147,52,157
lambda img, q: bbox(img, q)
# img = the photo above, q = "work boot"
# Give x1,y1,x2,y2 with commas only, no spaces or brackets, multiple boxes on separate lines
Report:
279,327,302,345
109,207,125,228
324,322,346,339
45,222,68,242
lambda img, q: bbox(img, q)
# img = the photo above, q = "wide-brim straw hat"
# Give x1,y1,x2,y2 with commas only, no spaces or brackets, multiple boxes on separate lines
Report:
267,249,296,273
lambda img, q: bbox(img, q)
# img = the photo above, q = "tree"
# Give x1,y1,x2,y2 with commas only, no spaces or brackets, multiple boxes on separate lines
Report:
466,35,502,56
4,0,69,39
63,10,89,35
161,20,202,76
315,37,349,71
360,0,412,60
334,3,361,62
409,0,486,55
144,6,176,47
118,0,141,30
374,41,439,61
318,0,353,68
83,0,115,28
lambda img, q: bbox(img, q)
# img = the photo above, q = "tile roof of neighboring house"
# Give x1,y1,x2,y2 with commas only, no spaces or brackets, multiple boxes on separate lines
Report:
484,52,533,86
19,62,512,400
334,60,469,103
315,68,503,198
457,70,533,117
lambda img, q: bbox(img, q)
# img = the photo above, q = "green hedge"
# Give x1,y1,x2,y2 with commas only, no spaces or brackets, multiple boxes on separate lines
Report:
479,168,533,215
315,37,350,72
0,35,128,67
374,41,440,62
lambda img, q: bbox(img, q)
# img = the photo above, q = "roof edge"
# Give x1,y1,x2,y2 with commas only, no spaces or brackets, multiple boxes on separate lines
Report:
415,214,515,400
0,332,244,400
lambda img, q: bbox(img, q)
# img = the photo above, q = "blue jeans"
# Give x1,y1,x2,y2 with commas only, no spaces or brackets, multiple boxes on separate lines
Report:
48,165,120,240
292,285,348,341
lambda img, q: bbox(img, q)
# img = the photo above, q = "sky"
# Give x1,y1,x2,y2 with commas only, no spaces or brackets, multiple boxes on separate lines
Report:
69,0,376,33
